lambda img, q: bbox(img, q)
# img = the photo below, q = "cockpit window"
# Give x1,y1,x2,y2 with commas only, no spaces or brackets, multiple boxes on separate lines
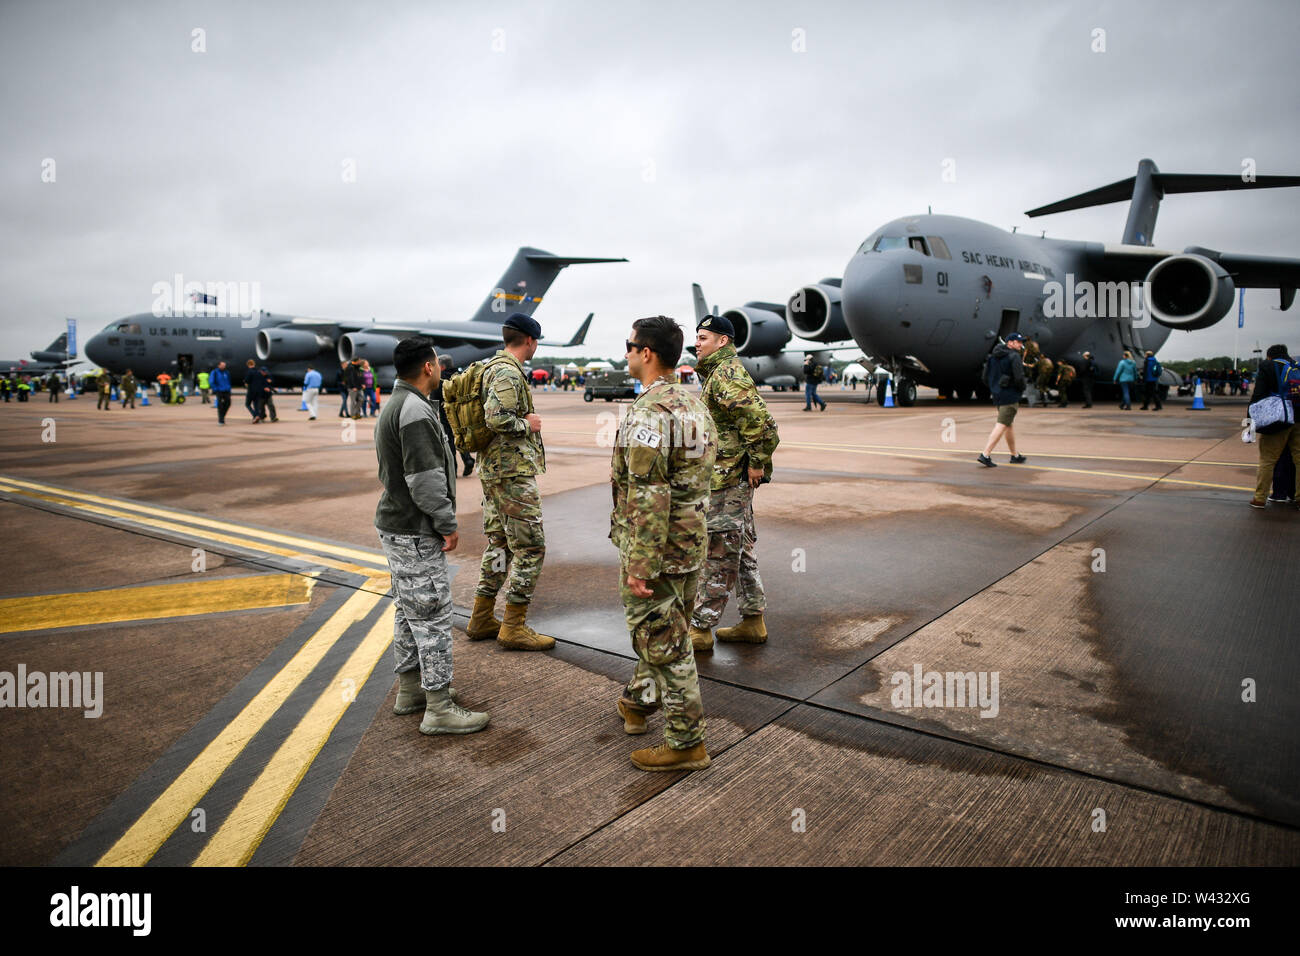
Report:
873,236,908,252
115,322,142,334
927,237,952,260
908,237,930,256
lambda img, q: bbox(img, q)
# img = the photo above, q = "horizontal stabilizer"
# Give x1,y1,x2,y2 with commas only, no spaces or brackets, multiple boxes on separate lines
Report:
1026,173,1300,218
524,254,628,266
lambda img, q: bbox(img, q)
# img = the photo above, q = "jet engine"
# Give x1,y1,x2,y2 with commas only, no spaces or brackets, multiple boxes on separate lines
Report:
786,280,851,343
722,303,792,356
256,328,334,363
29,350,68,363
1145,254,1236,331
338,331,402,363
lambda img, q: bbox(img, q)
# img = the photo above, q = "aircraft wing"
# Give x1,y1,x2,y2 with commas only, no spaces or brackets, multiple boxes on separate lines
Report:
331,315,597,347
1090,243,1300,308
1181,246,1300,294
362,325,503,343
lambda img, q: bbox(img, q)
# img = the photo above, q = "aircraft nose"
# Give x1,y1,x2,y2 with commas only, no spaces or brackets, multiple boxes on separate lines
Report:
84,330,110,367
840,254,900,355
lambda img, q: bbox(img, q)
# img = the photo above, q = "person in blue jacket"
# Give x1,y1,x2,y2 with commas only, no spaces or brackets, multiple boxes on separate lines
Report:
210,361,232,425
1113,350,1137,410
1139,349,1164,411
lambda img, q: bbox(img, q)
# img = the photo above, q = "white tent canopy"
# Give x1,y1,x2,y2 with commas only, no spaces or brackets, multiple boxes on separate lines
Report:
841,362,869,381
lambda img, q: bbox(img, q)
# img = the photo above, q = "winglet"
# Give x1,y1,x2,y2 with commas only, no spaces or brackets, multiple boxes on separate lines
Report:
560,313,594,348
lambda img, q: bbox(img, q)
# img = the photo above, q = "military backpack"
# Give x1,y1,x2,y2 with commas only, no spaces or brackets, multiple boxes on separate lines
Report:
442,354,516,453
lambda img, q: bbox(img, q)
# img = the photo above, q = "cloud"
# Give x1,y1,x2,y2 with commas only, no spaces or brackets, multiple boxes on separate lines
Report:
1,0,1297,365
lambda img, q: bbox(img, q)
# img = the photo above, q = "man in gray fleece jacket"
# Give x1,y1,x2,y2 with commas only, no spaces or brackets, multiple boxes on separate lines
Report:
375,337,488,735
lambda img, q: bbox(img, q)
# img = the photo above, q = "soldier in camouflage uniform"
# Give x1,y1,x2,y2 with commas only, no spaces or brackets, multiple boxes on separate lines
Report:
465,312,554,651
1053,361,1076,407
120,370,137,409
612,316,716,771
374,337,487,735
688,315,780,651
1033,355,1055,407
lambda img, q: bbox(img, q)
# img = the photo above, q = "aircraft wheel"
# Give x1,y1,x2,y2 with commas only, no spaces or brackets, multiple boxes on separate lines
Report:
583,390,593,402
955,386,973,402
898,379,918,407
875,382,887,406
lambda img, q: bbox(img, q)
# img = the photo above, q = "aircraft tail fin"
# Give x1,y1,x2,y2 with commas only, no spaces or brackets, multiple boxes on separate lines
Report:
691,283,710,323
30,332,69,363
1024,159,1300,246
470,247,625,326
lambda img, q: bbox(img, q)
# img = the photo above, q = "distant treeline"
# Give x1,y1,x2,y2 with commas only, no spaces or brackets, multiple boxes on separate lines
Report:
1160,356,1259,373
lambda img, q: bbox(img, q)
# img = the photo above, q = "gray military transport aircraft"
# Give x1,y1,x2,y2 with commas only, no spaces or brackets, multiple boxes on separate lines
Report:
784,159,1300,405
689,283,837,388
0,332,80,376
83,247,624,389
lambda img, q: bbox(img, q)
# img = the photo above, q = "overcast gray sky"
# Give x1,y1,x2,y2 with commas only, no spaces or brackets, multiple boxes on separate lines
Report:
2,0,1298,365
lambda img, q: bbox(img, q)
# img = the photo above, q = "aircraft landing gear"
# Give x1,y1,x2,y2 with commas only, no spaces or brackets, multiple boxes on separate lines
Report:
876,375,917,407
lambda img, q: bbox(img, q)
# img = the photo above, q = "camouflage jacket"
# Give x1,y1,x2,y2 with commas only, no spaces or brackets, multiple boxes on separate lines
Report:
609,376,716,580
695,343,779,491
478,350,546,482
1034,357,1055,388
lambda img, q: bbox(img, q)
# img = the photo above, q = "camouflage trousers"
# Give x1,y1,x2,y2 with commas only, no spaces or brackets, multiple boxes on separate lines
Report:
619,564,705,749
691,482,765,629
378,530,454,692
475,475,546,605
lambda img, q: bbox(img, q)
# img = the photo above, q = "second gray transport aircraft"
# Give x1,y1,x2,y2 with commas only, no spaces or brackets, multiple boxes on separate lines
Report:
703,159,1300,405
83,248,624,388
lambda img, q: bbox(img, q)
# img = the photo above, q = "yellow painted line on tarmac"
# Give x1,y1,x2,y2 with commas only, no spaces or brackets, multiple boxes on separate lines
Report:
0,574,313,634
0,475,386,568
195,603,396,866
94,575,389,867
0,480,378,579
780,441,1255,493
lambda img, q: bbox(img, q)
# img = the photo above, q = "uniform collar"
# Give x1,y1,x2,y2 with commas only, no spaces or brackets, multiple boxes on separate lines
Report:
696,343,735,378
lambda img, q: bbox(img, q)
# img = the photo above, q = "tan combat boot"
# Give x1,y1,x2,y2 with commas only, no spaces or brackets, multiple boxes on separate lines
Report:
394,670,455,714
689,625,714,652
465,594,502,641
630,741,710,772
617,698,648,735
716,613,768,644
419,688,489,735
496,602,556,651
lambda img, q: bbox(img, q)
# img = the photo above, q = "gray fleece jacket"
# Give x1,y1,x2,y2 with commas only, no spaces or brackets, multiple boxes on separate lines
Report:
374,379,457,538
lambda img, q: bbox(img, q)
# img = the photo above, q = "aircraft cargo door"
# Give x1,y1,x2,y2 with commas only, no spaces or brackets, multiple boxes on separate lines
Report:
997,309,1020,341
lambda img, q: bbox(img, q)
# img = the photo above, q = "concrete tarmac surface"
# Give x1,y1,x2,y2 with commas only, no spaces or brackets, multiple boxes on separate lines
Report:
0,384,1295,866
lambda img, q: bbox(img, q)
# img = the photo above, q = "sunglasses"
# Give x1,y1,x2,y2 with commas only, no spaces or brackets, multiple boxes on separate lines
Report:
626,340,645,353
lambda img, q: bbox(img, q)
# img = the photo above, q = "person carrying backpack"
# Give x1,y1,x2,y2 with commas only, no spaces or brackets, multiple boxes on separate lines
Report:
1249,344,1300,509
802,355,826,411
445,313,554,650
1140,350,1164,410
